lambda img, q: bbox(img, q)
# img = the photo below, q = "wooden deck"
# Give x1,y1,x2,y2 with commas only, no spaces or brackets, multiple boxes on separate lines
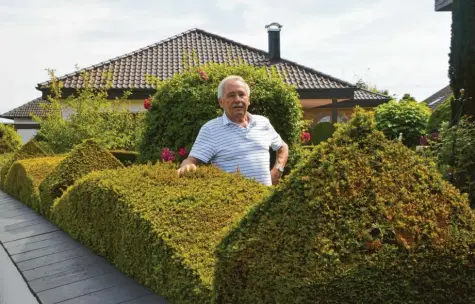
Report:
0,191,167,304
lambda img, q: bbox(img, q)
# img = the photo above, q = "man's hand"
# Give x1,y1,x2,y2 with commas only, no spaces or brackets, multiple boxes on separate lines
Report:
177,157,200,177
270,167,283,185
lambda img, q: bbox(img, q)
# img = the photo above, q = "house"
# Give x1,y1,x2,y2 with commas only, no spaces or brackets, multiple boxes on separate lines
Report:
423,85,452,110
435,0,452,11
1,24,390,142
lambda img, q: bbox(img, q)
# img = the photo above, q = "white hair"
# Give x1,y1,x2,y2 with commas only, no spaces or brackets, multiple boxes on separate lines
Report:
217,76,251,99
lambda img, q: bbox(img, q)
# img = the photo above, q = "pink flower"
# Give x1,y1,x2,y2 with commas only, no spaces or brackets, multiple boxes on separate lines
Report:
300,131,311,143
161,148,175,162
197,69,208,81
419,136,428,146
178,147,188,158
144,97,152,110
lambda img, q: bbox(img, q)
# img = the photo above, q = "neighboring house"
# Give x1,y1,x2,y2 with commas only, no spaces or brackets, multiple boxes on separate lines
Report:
435,0,452,11
1,24,390,142
423,85,453,110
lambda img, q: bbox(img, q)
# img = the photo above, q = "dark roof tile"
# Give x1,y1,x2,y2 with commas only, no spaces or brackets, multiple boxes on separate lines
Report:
0,98,50,119
37,28,355,91
423,85,452,110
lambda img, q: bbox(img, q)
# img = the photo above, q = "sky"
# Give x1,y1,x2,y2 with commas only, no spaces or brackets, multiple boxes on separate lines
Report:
0,0,452,119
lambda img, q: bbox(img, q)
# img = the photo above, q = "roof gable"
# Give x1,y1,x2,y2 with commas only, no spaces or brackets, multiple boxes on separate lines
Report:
423,85,452,110
37,28,355,91
1,98,49,119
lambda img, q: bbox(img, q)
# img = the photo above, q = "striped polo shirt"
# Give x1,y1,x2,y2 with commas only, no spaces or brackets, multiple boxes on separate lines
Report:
189,113,283,186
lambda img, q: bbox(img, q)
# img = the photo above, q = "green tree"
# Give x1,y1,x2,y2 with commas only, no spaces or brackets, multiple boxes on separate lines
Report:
355,78,392,97
449,0,475,122
399,93,416,102
374,100,431,147
33,69,145,153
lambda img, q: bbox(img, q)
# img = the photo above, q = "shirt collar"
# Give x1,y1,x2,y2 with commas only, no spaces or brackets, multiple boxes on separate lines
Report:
221,112,256,127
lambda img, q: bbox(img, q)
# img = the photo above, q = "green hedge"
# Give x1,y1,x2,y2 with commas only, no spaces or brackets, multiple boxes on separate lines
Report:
310,122,335,145
0,140,47,189
39,139,124,216
0,153,14,170
109,150,139,166
4,156,65,213
51,164,269,304
426,96,452,133
0,123,22,153
214,107,475,303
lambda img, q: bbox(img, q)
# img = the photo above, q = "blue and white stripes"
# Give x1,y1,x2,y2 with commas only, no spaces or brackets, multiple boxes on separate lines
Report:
189,113,282,185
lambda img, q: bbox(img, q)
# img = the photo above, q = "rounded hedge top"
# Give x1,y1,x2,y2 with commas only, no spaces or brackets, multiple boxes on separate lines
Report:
52,163,270,304
0,123,22,153
139,63,305,163
214,107,475,304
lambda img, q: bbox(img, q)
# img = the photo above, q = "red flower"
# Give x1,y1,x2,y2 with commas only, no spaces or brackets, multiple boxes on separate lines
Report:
197,69,208,81
300,131,311,143
178,147,188,158
144,97,152,110
161,148,175,162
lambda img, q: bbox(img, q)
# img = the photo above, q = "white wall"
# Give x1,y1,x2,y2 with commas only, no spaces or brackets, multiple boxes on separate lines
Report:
17,129,38,143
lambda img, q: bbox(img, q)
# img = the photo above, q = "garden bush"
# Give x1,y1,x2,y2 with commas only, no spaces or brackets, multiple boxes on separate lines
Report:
139,63,305,166
39,139,123,216
33,70,145,153
0,123,22,153
109,150,139,166
426,96,452,133
0,140,48,189
214,107,475,304
0,153,14,170
374,99,431,146
4,156,65,213
51,164,269,304
310,122,335,145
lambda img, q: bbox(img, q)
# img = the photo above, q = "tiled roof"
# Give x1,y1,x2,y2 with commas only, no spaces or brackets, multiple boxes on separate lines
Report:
354,89,390,100
37,28,355,91
0,98,49,119
423,85,452,110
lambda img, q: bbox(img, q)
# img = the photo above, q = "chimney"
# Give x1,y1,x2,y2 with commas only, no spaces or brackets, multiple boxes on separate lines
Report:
265,22,282,62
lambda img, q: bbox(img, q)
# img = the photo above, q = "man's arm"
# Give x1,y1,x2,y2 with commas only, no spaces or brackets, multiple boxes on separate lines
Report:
270,140,289,185
177,157,202,176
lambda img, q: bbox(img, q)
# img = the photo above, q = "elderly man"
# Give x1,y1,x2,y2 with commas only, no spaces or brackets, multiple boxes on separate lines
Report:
177,75,288,186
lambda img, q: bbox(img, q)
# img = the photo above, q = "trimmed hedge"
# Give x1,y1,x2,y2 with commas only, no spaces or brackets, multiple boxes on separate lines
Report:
4,156,65,213
310,122,335,145
0,140,47,189
51,164,269,304
0,123,22,153
109,150,139,166
214,107,475,303
39,139,124,216
0,153,14,170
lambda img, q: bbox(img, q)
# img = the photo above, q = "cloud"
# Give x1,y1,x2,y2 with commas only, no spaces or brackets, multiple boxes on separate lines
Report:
0,0,452,116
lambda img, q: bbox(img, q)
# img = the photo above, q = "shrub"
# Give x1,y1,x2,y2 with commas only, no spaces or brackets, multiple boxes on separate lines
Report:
39,139,124,216
4,156,65,212
426,96,452,133
139,63,305,166
51,164,269,304
33,70,146,153
0,140,48,189
310,122,335,145
374,100,431,146
433,117,475,208
0,153,14,170
214,107,475,304
109,150,139,166
0,123,22,153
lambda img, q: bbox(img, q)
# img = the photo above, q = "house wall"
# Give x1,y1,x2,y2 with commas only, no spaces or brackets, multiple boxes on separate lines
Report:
13,118,40,143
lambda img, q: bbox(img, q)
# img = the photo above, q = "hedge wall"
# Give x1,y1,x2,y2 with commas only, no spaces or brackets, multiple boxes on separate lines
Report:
0,153,14,170
0,140,47,189
51,164,269,304
0,123,22,154
214,107,475,303
4,156,65,213
39,139,124,216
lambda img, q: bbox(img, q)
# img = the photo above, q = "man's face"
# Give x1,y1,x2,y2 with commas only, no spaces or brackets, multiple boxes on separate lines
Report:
218,80,250,120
